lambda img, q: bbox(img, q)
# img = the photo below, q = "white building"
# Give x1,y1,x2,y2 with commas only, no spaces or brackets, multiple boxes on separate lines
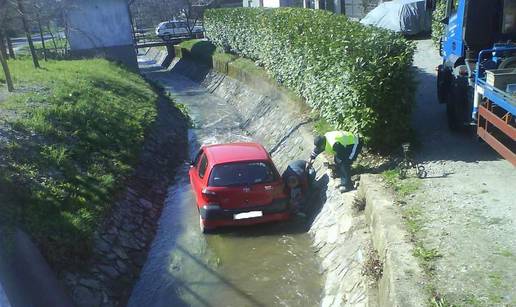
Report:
242,0,379,19
244,0,302,8
304,0,380,18
65,0,138,71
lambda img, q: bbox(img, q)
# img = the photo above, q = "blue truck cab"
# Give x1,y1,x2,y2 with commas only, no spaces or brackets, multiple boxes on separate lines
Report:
436,0,516,164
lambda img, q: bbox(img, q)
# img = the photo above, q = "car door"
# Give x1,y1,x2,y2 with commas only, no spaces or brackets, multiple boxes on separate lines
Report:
164,22,174,36
177,22,188,36
189,150,209,207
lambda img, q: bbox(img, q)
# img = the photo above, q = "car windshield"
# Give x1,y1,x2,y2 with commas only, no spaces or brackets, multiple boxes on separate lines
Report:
208,161,276,187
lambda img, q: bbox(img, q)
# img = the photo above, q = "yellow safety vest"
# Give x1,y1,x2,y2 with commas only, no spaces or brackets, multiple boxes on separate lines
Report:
324,131,359,158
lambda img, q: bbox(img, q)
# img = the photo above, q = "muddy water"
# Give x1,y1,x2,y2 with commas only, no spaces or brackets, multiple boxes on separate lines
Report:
128,59,322,307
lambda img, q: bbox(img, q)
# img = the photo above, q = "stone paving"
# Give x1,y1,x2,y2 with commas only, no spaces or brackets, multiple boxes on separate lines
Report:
310,181,370,307
61,97,188,307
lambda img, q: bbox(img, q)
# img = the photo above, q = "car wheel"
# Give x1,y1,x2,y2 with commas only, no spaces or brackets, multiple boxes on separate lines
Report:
199,215,213,234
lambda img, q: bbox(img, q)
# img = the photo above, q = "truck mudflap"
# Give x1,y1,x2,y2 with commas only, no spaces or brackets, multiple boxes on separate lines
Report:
477,100,516,166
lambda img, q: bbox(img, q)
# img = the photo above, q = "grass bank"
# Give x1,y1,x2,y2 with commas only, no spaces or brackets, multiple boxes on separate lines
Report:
0,58,157,269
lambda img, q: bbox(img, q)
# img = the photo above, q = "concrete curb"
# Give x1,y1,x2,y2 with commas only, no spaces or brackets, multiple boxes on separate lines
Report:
358,174,427,307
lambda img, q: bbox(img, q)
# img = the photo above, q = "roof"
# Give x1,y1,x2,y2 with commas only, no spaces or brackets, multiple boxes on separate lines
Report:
204,142,270,165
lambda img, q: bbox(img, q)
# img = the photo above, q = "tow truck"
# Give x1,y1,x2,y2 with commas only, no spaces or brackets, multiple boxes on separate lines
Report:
436,0,516,165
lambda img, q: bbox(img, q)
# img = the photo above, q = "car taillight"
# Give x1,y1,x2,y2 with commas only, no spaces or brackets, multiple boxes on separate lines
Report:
202,188,218,201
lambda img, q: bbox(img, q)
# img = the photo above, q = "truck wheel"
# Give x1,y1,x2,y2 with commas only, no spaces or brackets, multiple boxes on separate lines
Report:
437,65,451,104
446,77,468,131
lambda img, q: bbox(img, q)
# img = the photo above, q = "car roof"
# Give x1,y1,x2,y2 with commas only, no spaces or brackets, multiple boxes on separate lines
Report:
203,142,270,165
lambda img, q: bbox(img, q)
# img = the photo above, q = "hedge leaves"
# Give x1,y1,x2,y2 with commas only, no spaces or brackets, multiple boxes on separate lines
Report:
205,8,416,151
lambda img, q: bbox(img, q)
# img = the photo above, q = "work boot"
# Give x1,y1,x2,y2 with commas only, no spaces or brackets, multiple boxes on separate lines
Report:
338,185,348,193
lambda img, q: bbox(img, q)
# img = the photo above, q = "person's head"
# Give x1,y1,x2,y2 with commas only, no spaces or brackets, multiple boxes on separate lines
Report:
287,175,299,188
314,135,326,150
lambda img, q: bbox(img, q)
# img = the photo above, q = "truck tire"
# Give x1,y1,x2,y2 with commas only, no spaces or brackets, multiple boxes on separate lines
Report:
437,65,451,104
446,77,468,131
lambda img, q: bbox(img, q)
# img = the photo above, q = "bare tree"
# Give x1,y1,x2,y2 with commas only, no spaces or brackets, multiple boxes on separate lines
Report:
182,0,208,36
15,0,40,68
6,34,15,59
0,0,14,92
34,2,49,61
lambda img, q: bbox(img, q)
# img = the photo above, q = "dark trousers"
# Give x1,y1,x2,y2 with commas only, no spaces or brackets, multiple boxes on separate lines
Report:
333,142,361,188
334,156,352,188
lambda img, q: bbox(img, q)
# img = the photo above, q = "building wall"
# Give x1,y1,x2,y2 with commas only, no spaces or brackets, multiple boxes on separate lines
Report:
66,0,138,71
263,0,281,7
344,0,380,19
303,0,380,18
244,0,302,7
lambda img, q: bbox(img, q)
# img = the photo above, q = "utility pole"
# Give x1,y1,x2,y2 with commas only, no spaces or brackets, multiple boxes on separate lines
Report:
17,0,40,68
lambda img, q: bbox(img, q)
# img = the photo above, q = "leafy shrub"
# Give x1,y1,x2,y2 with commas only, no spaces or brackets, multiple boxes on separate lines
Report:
205,8,416,152
431,0,447,48
0,58,157,269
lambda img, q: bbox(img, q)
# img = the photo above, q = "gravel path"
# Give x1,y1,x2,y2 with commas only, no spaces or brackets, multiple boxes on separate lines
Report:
410,39,516,306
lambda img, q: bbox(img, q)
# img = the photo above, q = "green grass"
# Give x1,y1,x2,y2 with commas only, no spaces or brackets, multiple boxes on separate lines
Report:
229,58,267,77
382,169,421,197
0,57,157,269
413,243,442,271
403,206,424,235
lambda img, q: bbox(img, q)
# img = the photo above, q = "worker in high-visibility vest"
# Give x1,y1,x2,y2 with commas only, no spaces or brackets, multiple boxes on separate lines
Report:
308,131,362,193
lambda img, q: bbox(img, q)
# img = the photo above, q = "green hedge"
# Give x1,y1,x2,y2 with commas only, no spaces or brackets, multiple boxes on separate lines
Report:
205,8,416,151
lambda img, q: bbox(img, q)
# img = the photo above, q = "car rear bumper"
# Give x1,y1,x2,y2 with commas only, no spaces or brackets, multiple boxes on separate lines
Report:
200,198,291,228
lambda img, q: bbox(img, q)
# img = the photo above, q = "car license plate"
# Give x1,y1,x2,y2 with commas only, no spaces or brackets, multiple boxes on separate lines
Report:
234,211,263,220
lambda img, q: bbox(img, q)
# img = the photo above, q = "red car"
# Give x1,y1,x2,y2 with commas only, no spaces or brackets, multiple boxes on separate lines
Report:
189,142,291,233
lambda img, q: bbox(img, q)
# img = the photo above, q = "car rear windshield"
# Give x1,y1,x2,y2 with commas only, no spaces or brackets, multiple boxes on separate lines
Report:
208,161,277,187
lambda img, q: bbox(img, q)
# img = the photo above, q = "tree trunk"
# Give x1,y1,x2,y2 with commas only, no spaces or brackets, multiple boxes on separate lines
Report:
6,36,15,59
47,24,58,52
0,32,14,92
0,35,7,60
37,13,48,61
17,0,40,68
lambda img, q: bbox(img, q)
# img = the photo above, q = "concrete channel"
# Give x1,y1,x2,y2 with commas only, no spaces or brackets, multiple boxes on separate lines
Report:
129,55,323,307
127,50,380,307
112,42,433,307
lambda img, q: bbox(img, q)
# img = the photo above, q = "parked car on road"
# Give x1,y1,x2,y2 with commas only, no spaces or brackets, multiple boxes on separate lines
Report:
189,142,291,233
155,20,203,41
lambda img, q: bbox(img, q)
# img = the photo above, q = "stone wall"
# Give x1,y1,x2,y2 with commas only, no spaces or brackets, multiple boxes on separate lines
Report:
61,97,189,307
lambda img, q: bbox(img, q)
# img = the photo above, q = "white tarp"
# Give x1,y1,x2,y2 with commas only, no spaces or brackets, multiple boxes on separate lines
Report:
360,0,432,35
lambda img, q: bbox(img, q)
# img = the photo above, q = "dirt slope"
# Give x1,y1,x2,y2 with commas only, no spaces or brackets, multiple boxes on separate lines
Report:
410,39,516,306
